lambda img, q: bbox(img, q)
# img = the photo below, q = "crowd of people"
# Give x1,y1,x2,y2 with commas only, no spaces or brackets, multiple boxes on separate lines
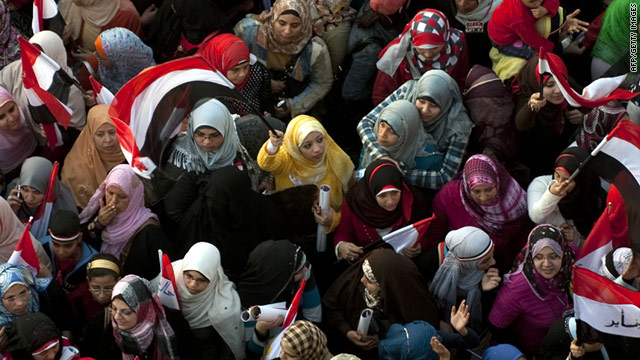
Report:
0,0,637,358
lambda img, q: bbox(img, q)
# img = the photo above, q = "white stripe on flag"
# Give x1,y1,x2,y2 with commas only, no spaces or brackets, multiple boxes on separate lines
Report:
575,240,612,273
32,55,61,90
575,293,640,338
382,224,418,253
30,202,53,239
7,250,38,276
601,137,640,188
24,87,44,106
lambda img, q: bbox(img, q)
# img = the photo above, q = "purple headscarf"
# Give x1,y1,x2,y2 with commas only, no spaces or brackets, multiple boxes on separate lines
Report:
0,1,19,69
0,86,37,174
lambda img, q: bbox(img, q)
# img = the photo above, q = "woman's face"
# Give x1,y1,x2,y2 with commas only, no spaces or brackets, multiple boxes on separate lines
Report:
227,62,250,86
299,131,326,163
105,185,129,214
470,185,497,205
552,169,576,192
88,275,118,305
20,185,44,210
0,101,21,131
415,98,441,123
95,49,114,69
32,342,60,360
415,45,444,61
360,275,380,296
273,14,303,44
533,246,563,279
376,121,399,147
111,298,137,331
93,123,119,154
194,127,224,153
182,270,210,295
542,78,565,105
376,190,402,212
476,250,496,270
455,0,479,13
2,284,30,315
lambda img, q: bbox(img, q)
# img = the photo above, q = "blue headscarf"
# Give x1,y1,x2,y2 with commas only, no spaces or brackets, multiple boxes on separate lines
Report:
482,344,524,360
0,264,51,327
379,321,438,360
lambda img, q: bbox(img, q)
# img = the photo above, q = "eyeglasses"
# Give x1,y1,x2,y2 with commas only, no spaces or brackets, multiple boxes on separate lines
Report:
2,289,31,305
110,306,135,318
193,131,220,142
89,286,114,295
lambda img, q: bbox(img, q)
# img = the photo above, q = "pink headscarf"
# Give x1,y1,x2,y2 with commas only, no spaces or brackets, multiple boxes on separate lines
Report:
0,86,37,174
79,165,157,258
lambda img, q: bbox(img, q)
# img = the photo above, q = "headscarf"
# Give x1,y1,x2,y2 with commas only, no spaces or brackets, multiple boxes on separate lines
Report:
61,104,125,208
310,0,356,36
282,115,353,192
460,154,527,234
29,31,74,78
576,101,626,152
8,312,80,359
377,9,465,78
111,275,178,360
482,344,524,360
430,227,493,327
0,0,19,70
592,0,634,66
173,242,245,359
370,0,407,15
58,0,120,46
600,247,633,281
15,157,78,232
364,100,428,169
346,159,414,229
281,320,329,360
454,0,503,25
0,264,51,327
508,224,574,300
168,98,240,173
408,70,473,149
197,33,252,90
378,321,438,360
95,27,155,93
254,0,313,54
79,165,158,258
0,86,37,174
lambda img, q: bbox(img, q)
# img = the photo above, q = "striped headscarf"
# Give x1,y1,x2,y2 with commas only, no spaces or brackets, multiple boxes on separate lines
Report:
0,264,51,327
281,320,329,360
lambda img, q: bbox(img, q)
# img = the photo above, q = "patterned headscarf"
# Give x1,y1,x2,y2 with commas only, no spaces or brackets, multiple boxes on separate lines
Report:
95,27,155,93
0,264,51,327
377,9,465,78
79,165,158,258
460,154,527,234
310,0,356,36
0,0,20,69
111,275,178,360
281,320,329,360
600,247,633,281
254,0,313,54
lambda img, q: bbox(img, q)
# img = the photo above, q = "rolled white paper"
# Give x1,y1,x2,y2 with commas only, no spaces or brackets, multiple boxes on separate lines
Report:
316,184,331,252
240,303,288,322
357,308,373,335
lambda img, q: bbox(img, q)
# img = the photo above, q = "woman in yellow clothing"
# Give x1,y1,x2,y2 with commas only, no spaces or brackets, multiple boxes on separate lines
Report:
258,115,354,233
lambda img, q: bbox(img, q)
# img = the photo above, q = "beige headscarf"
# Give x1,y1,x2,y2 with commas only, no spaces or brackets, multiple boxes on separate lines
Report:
254,0,313,54
61,104,125,208
59,0,120,50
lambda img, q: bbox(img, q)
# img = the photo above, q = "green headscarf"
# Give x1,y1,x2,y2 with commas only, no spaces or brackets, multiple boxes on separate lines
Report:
592,0,635,66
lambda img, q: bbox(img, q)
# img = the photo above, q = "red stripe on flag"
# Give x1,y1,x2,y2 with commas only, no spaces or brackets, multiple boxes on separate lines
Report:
33,0,43,34
110,116,148,174
8,218,40,276
573,266,640,306
283,278,306,329
607,119,640,145
34,161,58,220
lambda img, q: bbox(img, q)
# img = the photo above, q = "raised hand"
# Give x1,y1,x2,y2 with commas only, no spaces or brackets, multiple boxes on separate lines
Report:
450,299,470,336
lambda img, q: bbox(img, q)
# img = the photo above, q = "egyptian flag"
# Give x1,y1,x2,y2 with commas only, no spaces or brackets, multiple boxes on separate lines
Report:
157,250,180,310
19,37,74,149
32,0,59,34
379,215,435,253
8,217,40,276
265,278,307,360
108,56,246,178
538,47,638,108
89,76,114,105
28,161,59,239
584,119,640,253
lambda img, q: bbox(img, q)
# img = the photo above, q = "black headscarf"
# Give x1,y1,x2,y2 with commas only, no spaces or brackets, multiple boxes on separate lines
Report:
7,312,62,358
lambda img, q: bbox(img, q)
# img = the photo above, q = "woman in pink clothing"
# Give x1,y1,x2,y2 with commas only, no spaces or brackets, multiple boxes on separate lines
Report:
489,224,574,357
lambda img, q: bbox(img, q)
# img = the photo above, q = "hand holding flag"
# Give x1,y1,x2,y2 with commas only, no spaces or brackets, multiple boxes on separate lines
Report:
265,278,307,359
89,76,115,105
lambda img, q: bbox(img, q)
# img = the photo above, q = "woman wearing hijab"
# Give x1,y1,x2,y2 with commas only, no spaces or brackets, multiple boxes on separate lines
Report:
279,320,332,360
234,0,334,119
5,157,77,236
61,104,125,209
258,115,354,233
359,100,443,174
513,53,584,178
334,159,428,261
429,227,500,332
79,165,166,280
489,224,574,356
111,275,178,360
0,1,19,70
527,147,606,248
358,69,473,189
172,242,244,359
428,154,530,270
373,9,469,105
0,86,38,185
5,312,80,360
448,0,503,68
323,248,440,359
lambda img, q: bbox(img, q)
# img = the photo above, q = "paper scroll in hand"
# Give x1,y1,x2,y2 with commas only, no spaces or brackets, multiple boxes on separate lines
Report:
241,302,288,322
357,308,373,335
316,184,331,252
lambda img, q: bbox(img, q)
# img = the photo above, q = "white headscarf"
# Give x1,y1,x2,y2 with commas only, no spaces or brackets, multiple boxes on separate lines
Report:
173,242,245,359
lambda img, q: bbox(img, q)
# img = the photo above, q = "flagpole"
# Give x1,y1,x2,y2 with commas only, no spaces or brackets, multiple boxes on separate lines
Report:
567,136,610,182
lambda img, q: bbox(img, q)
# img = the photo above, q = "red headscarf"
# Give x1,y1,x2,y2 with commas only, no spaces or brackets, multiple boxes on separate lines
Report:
198,33,252,90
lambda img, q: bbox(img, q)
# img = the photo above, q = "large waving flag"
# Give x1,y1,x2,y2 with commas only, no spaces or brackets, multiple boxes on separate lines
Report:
89,76,114,105
29,161,59,239
538,47,638,108
8,217,40,276
265,278,307,360
32,0,59,34
157,250,180,310
19,37,74,149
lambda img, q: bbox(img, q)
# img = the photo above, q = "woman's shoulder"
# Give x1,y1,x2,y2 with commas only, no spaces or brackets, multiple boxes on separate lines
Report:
234,16,260,41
